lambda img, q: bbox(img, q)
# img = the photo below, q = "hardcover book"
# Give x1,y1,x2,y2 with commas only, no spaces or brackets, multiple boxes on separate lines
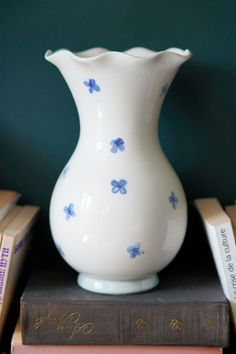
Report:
20,263,229,347
11,321,223,354
0,205,40,337
195,198,236,333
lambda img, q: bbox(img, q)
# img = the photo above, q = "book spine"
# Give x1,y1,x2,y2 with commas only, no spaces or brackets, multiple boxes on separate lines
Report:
20,301,229,346
0,236,13,309
214,223,236,329
204,221,236,332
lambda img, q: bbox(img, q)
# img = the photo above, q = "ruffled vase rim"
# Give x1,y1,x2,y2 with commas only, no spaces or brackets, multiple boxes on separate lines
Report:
45,47,192,63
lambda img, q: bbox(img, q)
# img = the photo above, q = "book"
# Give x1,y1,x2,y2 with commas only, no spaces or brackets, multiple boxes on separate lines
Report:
194,198,236,333
225,204,236,238
11,321,223,354
0,206,22,247
20,263,229,347
0,205,40,337
0,190,21,223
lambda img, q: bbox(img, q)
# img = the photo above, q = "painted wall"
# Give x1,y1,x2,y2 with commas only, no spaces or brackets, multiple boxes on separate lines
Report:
0,0,236,259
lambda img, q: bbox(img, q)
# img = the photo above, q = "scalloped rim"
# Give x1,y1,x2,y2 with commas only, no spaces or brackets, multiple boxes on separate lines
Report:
45,47,192,63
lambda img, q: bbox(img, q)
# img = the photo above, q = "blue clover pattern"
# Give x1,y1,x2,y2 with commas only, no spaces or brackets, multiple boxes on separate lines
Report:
160,83,169,97
111,179,127,194
84,79,100,94
169,191,179,210
110,138,125,153
64,203,76,220
127,243,144,258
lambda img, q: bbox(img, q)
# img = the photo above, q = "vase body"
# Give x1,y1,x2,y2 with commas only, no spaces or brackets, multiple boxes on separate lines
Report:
45,47,191,294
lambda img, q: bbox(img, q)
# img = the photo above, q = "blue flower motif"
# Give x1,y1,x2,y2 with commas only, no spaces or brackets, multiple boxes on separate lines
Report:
111,179,127,194
110,138,125,153
160,83,169,97
84,79,100,94
55,243,65,258
64,203,76,220
169,191,179,210
127,243,144,258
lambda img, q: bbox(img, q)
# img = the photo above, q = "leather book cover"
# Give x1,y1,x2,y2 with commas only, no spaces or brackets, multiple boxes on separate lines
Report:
20,264,229,347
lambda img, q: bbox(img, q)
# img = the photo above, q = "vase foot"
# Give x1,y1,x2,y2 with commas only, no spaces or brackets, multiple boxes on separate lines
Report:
77,273,159,295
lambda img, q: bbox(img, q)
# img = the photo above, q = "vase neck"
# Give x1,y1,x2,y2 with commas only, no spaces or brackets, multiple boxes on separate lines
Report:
76,104,162,155
73,72,170,152
45,47,191,152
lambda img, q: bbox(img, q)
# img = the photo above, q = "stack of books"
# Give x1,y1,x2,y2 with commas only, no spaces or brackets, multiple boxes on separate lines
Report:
0,189,39,352
11,318,223,354
10,256,230,353
8,195,236,353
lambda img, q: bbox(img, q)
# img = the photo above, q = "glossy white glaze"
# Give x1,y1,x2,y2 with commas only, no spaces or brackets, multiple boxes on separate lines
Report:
45,47,191,294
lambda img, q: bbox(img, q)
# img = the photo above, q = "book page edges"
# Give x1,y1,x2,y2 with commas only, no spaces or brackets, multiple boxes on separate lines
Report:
0,206,23,234
0,190,19,209
3,206,40,239
194,198,230,226
225,205,236,241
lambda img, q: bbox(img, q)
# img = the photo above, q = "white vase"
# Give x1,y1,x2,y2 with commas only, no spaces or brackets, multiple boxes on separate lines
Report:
45,47,191,295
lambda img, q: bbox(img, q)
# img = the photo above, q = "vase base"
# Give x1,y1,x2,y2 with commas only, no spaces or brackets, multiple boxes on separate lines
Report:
77,273,159,295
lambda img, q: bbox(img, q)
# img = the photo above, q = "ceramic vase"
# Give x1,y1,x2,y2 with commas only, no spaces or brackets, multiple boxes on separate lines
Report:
45,47,191,294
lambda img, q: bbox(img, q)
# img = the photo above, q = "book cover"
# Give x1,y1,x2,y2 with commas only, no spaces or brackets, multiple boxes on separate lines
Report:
12,320,222,354
0,205,40,337
0,190,21,223
20,263,229,347
195,198,236,333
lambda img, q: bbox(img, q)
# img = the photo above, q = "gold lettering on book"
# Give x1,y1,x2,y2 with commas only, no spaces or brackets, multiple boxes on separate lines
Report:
204,319,214,329
33,312,94,340
135,318,147,330
169,319,183,331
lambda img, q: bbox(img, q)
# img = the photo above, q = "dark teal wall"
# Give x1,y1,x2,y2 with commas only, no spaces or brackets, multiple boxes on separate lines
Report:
0,0,236,256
